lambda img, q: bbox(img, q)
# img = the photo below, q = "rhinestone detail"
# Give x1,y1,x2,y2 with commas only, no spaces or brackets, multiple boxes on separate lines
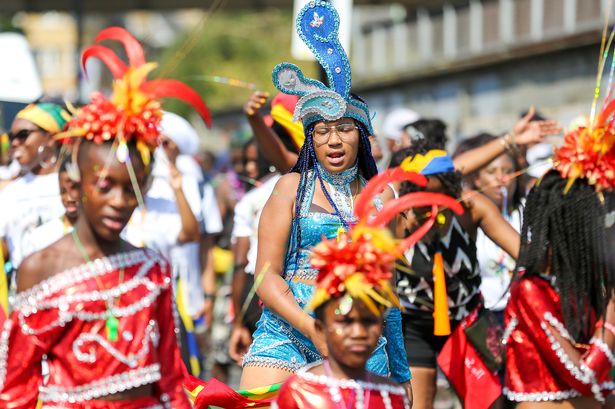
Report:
38,364,161,402
0,320,12,390
73,320,159,367
502,317,518,345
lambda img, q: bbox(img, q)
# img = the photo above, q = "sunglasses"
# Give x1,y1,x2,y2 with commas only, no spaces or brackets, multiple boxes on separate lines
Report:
7,129,40,142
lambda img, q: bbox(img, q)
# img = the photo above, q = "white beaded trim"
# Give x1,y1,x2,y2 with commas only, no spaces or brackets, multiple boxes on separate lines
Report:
540,319,604,403
544,312,575,342
17,258,169,336
503,387,581,401
73,320,159,367
0,320,12,390
44,407,162,409
38,363,161,402
502,317,518,345
12,250,156,312
296,368,407,396
590,337,615,367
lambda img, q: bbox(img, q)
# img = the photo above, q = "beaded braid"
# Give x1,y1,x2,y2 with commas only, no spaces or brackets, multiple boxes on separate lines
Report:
515,170,614,342
286,121,377,279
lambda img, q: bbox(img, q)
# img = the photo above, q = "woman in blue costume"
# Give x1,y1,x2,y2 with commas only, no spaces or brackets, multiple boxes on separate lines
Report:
240,0,411,396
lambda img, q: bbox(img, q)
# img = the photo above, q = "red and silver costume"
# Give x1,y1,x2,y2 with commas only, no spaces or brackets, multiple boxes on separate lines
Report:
0,249,191,408
274,367,410,409
504,274,615,403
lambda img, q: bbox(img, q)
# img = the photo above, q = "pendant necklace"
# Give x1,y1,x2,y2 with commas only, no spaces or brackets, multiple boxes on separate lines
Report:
71,229,123,341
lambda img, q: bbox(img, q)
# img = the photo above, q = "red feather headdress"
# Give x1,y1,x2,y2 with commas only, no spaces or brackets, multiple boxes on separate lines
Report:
309,167,464,315
554,27,615,192
61,27,211,164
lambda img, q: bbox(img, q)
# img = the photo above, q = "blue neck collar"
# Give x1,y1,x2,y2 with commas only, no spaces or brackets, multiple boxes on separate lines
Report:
316,161,358,187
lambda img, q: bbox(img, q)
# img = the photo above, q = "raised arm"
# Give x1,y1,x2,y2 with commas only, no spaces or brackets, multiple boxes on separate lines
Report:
465,190,519,259
454,107,561,176
245,91,298,173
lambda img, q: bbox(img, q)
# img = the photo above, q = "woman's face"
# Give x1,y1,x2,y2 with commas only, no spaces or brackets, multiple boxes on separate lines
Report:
243,143,259,180
9,118,51,170
59,171,80,221
317,296,383,370
312,118,360,173
472,154,516,210
78,143,148,242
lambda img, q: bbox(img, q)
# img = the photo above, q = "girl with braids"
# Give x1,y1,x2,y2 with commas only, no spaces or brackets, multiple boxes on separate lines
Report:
503,107,615,405
0,28,211,408
240,0,411,393
390,134,520,409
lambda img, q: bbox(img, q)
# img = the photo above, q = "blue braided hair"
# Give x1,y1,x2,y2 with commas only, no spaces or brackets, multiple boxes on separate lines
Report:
285,121,377,279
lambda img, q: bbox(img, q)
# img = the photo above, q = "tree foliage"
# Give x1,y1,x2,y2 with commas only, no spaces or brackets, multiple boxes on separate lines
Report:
157,8,317,115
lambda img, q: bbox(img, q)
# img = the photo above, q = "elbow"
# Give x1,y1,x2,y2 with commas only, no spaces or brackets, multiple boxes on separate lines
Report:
178,229,201,243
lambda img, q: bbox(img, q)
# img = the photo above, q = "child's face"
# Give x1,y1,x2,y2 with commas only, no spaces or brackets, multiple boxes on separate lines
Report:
78,143,147,241
59,171,79,220
317,296,383,369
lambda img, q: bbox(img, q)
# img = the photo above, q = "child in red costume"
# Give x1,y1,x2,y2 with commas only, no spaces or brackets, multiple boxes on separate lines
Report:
0,27,210,408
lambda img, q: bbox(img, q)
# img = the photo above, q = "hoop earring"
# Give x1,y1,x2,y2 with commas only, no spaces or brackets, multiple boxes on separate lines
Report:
37,145,58,169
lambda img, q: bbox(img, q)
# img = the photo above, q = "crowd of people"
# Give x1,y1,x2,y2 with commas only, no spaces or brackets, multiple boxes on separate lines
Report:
0,2,614,408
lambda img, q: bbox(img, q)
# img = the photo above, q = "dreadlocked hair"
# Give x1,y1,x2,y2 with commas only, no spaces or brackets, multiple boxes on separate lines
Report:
390,137,462,199
286,121,377,279
515,170,615,342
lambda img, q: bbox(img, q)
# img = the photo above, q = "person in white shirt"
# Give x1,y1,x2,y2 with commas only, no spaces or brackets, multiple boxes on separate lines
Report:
22,156,80,257
0,103,69,274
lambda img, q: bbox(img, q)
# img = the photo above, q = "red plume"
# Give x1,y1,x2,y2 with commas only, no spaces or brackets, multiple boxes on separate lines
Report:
354,168,427,220
81,45,128,79
95,26,146,68
366,192,463,228
143,79,212,128
398,205,437,252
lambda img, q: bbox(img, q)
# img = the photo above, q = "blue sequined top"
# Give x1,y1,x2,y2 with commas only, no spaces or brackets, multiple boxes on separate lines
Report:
284,162,362,281
282,163,411,383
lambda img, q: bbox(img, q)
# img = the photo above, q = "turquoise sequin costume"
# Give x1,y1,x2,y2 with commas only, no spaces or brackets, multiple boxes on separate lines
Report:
242,164,411,382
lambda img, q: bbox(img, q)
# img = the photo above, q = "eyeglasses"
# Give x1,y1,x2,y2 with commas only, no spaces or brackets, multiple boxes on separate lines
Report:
312,122,358,144
7,129,39,142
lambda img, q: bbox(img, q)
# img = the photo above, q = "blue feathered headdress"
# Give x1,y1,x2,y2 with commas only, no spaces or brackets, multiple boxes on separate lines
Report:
272,0,373,135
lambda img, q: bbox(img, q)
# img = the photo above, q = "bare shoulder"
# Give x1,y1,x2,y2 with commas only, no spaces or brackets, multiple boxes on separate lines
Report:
275,172,301,192
17,238,76,293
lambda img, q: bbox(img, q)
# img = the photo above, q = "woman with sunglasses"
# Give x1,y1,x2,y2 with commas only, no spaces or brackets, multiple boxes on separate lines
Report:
0,103,70,271
240,0,411,396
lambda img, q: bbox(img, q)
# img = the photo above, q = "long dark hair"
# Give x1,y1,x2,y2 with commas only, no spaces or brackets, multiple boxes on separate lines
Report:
285,121,377,277
516,170,615,342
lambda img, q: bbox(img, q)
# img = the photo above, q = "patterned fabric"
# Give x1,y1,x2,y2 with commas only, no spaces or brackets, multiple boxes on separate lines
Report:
271,1,373,134
505,275,615,403
0,250,190,408
397,217,481,321
244,168,411,382
273,365,410,409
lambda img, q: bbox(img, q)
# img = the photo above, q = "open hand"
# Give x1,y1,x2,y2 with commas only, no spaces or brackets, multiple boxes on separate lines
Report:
512,106,562,146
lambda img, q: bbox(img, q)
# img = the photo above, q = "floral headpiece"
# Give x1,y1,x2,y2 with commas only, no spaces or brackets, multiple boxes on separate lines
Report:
309,167,463,315
62,27,211,166
272,1,373,134
554,108,615,192
554,31,615,192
